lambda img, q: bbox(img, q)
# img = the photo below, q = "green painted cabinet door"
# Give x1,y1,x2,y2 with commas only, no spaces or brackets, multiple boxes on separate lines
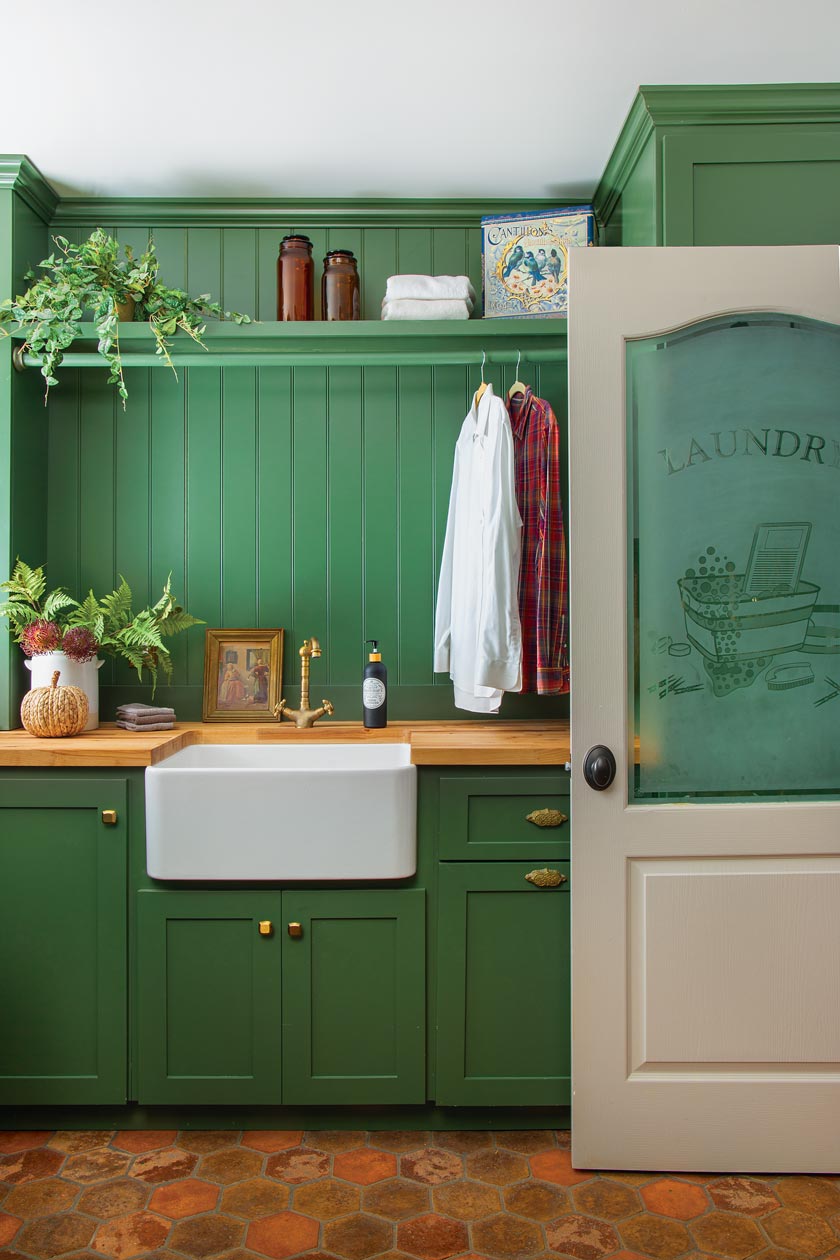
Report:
135,890,284,1104
436,861,570,1106
0,779,127,1104
282,889,426,1105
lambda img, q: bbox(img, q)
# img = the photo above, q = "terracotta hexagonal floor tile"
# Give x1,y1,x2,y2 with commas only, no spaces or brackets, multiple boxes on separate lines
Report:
19,1213,96,1258
112,1131,177,1154
91,1211,170,1259
431,1179,501,1221
199,1149,263,1185
471,1214,545,1260
0,1213,22,1247
401,1150,464,1185
334,1149,398,1186
530,1151,592,1187
246,1210,320,1259
176,1132,241,1154
63,1151,131,1185
762,1207,839,1258
754,1249,817,1260
241,1131,303,1154
602,1174,655,1188
293,1177,361,1218
573,1180,641,1221
363,1178,430,1220
495,1131,557,1155
167,1213,243,1258
0,1149,64,1184
265,1148,330,1184
433,1131,493,1154
221,1178,291,1218
47,1133,113,1155
690,1212,765,1259
504,1180,568,1221
130,1148,198,1184
6,1178,78,1218
0,1133,49,1154
397,1213,468,1260
466,1149,529,1187
324,1213,395,1260
78,1180,149,1220
619,1214,692,1260
776,1176,840,1219
709,1177,780,1217
546,1214,621,1260
148,1178,220,1218
370,1132,429,1154
640,1179,708,1220
306,1132,368,1153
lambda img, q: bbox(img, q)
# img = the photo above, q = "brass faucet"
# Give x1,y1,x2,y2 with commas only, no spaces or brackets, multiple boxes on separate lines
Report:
273,637,334,729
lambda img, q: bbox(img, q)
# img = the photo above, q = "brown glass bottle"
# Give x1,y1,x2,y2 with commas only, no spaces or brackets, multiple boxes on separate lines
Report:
277,235,314,321
321,250,361,321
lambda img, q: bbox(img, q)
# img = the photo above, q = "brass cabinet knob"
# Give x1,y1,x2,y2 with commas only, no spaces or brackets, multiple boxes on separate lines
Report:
525,868,567,888
288,922,303,939
258,920,273,937
101,809,118,826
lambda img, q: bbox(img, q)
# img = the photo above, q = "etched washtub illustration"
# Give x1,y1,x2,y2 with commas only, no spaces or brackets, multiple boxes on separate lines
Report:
654,521,839,705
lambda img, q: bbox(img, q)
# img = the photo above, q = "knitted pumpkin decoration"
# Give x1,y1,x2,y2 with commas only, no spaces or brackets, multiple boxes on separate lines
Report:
21,669,89,737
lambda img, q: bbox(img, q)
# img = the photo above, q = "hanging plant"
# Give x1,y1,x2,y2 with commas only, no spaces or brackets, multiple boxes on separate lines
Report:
0,229,251,407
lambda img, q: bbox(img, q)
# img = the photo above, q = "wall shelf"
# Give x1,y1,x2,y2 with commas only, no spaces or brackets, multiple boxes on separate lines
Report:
13,318,567,370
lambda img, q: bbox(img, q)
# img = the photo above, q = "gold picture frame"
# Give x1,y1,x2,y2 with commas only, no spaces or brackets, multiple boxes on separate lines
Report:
202,628,284,722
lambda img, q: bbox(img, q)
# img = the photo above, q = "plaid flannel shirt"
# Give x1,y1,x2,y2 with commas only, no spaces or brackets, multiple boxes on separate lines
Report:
508,389,570,694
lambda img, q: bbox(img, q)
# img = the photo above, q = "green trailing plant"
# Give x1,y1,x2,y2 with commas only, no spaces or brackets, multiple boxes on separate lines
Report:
0,559,203,693
0,229,251,407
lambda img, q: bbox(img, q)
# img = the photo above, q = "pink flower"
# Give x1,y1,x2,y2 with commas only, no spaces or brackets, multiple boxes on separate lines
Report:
62,626,99,663
21,619,62,656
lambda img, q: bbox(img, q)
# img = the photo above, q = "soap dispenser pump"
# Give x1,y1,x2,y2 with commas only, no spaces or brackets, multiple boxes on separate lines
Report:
363,640,387,728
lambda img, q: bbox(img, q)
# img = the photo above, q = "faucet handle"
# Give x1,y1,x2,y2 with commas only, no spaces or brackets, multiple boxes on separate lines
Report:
321,699,334,716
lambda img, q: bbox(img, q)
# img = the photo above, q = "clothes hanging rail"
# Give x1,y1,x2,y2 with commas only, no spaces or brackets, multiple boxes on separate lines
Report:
14,349,566,370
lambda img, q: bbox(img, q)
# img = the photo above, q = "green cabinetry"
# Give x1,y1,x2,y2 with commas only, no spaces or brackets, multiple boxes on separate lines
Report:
0,778,127,1104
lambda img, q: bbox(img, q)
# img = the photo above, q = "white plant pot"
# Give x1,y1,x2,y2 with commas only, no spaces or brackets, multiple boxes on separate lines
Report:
25,652,104,731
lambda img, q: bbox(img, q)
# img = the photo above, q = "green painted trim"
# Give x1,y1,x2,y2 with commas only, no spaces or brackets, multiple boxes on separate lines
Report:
51,196,579,229
636,82,840,126
0,1104,571,1130
592,93,656,229
0,155,59,225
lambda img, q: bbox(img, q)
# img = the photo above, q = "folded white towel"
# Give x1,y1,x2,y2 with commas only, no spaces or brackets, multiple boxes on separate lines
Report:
381,298,471,321
385,275,476,304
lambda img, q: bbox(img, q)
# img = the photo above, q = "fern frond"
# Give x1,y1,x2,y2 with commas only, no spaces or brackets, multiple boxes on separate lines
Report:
158,608,204,636
43,590,78,619
1,559,46,606
99,577,133,630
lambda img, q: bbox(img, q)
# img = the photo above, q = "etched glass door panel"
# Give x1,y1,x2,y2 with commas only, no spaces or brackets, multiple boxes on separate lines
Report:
628,314,840,799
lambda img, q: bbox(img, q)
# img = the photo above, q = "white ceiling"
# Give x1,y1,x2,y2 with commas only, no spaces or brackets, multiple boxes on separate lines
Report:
5,0,840,201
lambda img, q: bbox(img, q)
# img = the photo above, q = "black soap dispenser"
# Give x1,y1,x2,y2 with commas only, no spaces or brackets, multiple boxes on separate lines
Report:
363,640,387,728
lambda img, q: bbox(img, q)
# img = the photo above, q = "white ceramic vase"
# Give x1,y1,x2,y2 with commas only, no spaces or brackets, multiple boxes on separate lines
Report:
25,652,104,731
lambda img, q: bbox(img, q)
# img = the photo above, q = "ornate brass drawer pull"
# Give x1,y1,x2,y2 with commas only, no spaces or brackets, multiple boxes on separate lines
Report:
526,808,568,828
525,868,567,888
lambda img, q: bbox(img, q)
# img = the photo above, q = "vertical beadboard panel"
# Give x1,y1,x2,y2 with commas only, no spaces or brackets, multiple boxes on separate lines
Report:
186,229,221,304
222,368,258,626
363,367,400,681
222,228,257,316
396,228,433,278
149,371,187,683
113,370,152,689
361,229,397,319
256,367,294,644
78,372,116,686
185,368,223,685
397,367,434,685
327,367,364,687
291,369,329,659
46,372,81,595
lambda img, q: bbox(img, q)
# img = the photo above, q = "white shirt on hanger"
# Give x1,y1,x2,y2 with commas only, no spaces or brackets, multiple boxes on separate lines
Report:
434,383,523,713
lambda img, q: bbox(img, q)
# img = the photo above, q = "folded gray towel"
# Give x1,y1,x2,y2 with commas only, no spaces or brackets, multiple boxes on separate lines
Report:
116,704,176,722
116,720,176,732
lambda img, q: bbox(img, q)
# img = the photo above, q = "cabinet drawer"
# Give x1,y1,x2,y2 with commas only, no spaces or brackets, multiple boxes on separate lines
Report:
439,774,569,860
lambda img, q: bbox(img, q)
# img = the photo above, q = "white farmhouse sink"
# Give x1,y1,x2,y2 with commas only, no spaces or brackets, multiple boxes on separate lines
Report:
145,743,417,881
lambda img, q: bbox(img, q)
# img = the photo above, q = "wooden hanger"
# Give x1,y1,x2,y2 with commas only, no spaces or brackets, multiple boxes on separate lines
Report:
508,349,527,401
473,350,488,408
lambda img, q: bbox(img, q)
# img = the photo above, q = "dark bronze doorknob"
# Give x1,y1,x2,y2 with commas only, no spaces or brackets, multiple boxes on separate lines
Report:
583,745,616,791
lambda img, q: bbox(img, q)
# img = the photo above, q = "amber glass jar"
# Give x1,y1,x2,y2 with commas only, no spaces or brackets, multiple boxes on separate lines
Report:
321,250,361,321
277,235,314,321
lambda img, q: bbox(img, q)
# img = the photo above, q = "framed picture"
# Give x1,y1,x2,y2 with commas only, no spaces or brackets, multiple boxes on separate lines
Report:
202,628,284,722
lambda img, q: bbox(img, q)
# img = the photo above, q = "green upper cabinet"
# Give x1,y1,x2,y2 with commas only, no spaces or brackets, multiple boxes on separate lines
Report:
135,890,284,1105
282,889,426,1105
0,777,127,1104
595,85,840,248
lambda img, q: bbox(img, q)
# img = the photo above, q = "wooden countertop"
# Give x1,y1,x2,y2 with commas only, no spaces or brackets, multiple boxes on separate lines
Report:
0,720,571,769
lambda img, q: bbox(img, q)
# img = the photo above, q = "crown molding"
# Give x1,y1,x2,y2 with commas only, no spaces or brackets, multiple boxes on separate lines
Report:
592,93,655,229
0,155,60,223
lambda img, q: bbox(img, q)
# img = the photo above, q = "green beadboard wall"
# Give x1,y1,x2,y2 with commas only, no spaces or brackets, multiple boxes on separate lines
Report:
40,216,568,721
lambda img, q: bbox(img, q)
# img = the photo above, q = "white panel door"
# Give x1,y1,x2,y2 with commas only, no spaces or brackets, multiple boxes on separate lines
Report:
569,246,840,1172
